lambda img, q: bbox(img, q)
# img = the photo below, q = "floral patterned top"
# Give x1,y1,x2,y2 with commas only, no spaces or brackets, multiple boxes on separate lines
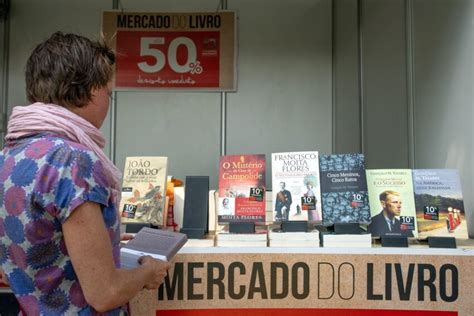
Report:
0,134,125,315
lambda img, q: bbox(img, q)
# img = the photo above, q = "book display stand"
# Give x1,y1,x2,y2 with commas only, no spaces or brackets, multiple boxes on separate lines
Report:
180,176,209,239
428,236,457,248
229,221,255,234
381,235,409,247
281,221,308,232
333,222,362,234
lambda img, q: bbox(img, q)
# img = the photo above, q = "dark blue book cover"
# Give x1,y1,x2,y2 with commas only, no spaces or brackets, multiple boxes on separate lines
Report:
319,153,370,225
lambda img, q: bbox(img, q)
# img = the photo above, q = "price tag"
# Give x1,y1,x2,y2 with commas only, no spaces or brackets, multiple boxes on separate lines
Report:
249,187,265,202
350,193,363,208
301,196,316,211
423,206,439,220
400,216,416,231
116,31,220,88
122,203,138,218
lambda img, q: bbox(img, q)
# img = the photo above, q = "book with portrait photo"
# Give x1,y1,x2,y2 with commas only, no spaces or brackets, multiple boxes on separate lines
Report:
217,154,266,223
319,153,370,225
271,151,322,222
366,169,418,238
413,169,468,239
119,156,168,227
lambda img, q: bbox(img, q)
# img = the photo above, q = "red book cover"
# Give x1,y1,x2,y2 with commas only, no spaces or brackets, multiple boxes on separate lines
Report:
217,154,266,223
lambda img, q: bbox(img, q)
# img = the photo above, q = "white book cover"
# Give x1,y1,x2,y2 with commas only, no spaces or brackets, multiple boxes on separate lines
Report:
271,152,322,222
173,186,185,231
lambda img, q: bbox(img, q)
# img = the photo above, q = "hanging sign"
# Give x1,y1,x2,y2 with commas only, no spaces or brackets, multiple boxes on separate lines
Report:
102,11,236,91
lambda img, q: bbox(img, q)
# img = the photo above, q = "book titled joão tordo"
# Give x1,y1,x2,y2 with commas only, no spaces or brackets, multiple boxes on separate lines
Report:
217,154,266,223
120,156,168,227
319,153,370,225
271,151,322,222
366,169,418,238
413,169,468,239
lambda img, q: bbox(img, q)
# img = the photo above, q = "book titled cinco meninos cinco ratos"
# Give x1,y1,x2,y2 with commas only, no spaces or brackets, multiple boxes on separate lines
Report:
319,153,370,225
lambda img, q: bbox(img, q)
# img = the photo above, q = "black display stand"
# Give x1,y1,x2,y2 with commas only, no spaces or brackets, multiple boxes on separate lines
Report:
428,236,457,249
229,222,255,234
281,221,307,232
381,235,408,247
125,222,151,233
180,176,209,239
334,223,361,234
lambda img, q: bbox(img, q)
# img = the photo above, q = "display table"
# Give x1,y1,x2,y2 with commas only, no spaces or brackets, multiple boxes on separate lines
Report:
131,240,474,315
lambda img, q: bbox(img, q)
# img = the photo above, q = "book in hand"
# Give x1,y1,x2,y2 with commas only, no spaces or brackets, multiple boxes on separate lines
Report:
413,169,468,239
319,153,370,225
366,169,418,238
217,154,266,224
120,227,187,269
119,157,168,226
271,151,322,222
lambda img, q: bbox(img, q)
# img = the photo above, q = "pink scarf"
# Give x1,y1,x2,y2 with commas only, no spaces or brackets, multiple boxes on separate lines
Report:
5,102,121,204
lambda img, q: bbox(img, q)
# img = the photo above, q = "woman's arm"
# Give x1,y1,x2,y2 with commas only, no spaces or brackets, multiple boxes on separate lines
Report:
63,201,170,313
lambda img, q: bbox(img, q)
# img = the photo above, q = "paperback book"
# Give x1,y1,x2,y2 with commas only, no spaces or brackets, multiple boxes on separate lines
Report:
120,228,187,268
319,153,370,225
320,233,372,248
217,154,266,223
413,169,468,239
271,151,322,222
268,229,320,248
120,156,168,226
366,169,418,238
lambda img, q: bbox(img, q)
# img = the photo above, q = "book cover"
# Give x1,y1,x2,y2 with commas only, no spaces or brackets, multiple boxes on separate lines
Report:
120,157,168,226
320,153,370,225
366,169,418,238
217,154,266,223
120,227,187,268
413,169,468,239
271,152,322,222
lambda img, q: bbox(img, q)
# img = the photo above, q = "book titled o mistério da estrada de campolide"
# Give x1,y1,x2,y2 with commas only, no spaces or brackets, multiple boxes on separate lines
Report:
120,156,168,227
217,154,266,224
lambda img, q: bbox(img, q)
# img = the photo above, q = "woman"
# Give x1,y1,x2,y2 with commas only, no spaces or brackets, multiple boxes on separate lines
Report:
0,32,170,314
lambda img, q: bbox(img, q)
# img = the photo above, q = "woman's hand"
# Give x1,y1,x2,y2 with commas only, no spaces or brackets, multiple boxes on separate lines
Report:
138,256,171,290
120,233,134,242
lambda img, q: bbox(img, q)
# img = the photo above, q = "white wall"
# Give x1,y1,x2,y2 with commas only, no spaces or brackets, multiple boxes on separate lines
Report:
226,0,333,186
412,0,474,237
6,0,112,154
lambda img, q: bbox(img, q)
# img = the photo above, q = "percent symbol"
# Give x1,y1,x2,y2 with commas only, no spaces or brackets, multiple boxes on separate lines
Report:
189,61,203,74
